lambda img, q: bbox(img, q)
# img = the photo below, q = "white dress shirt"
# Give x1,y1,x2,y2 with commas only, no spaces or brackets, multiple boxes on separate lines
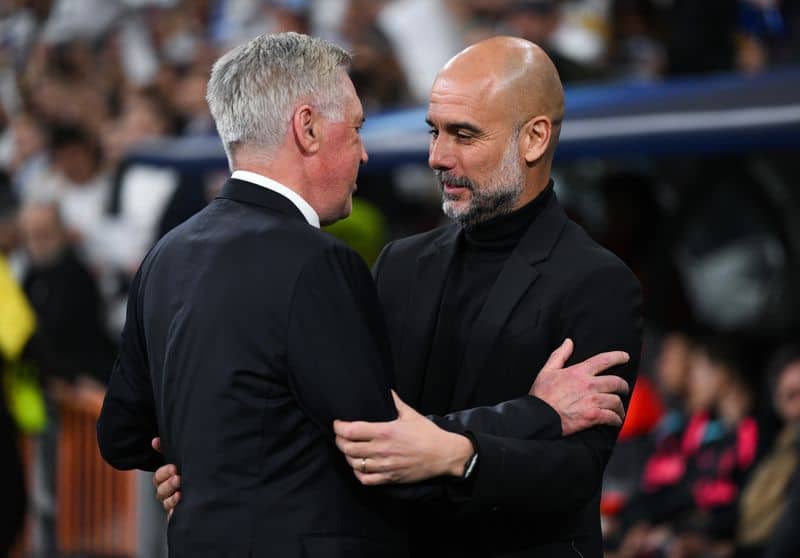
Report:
231,170,320,228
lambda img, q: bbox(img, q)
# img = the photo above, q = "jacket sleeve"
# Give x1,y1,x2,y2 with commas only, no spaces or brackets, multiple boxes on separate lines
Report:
286,243,398,429
443,263,643,513
432,396,562,440
97,266,164,471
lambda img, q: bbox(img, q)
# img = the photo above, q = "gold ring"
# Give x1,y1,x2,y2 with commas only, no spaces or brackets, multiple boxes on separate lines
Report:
361,457,367,473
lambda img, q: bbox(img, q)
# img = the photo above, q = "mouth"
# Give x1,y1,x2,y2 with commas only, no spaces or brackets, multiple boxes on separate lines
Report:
442,181,470,194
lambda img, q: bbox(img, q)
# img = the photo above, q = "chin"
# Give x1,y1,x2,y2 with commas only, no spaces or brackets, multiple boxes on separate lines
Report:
442,200,468,220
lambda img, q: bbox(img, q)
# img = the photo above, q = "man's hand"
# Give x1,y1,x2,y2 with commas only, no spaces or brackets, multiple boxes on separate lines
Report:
531,339,630,436
151,438,181,519
333,392,473,485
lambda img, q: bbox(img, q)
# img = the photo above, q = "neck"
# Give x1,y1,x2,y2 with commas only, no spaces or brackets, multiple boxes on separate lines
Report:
232,148,313,208
512,167,552,211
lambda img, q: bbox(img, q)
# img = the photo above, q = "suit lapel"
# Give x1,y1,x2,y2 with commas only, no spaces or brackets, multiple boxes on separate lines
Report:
395,227,460,406
450,195,569,409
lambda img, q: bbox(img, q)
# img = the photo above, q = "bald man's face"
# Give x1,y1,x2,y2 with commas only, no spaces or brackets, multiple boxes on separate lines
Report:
426,74,526,227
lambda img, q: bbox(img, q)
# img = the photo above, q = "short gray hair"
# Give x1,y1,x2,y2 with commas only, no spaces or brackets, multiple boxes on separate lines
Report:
206,32,352,161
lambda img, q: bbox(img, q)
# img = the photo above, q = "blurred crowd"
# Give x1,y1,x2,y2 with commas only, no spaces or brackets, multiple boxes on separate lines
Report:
0,0,799,557
600,333,800,558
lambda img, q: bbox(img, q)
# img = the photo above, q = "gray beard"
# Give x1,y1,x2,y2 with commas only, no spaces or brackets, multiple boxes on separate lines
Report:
435,137,525,227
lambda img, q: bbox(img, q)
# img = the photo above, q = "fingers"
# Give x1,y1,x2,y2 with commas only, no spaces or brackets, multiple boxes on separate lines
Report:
542,338,574,370
344,454,400,475
577,351,630,376
334,436,376,459
156,475,181,503
333,420,385,442
592,375,630,396
597,409,624,428
153,464,176,488
163,491,181,515
594,394,625,420
353,470,393,486
151,437,162,453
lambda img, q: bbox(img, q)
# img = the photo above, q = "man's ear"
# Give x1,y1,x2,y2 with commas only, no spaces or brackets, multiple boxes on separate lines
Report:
521,115,552,165
292,104,321,154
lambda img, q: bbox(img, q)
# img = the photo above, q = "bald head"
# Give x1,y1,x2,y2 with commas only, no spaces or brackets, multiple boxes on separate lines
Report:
437,36,564,131
426,37,565,225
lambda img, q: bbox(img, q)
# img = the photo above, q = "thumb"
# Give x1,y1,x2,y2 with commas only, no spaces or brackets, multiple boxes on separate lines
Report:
543,338,573,370
390,390,411,417
152,437,162,453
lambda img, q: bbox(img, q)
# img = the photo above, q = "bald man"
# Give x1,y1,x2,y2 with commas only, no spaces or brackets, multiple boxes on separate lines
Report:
332,37,642,557
155,37,641,557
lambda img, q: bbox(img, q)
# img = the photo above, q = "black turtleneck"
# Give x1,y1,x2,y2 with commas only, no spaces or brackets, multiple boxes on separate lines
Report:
419,183,554,416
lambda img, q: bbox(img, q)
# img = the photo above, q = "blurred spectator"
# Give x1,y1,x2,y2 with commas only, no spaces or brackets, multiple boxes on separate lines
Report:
19,201,115,385
376,0,463,102
619,338,758,558
608,0,665,79
340,0,412,111
29,125,120,278
737,344,800,557
502,0,605,82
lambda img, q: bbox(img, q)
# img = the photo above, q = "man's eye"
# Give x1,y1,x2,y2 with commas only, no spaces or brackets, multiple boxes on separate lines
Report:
456,133,474,142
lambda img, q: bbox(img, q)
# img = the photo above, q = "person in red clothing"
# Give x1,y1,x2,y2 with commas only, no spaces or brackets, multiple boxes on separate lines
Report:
619,338,758,558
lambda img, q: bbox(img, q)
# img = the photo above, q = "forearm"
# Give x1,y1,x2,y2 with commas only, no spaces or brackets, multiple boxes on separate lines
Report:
432,395,561,441
97,391,163,471
463,428,610,513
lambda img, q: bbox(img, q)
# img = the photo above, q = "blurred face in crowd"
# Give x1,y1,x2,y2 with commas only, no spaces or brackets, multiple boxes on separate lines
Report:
53,140,100,185
775,361,800,423
311,71,368,225
19,204,67,266
656,333,691,398
686,348,723,414
426,37,562,227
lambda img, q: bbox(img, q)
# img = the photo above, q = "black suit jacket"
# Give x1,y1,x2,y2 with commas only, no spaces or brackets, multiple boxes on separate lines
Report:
374,192,643,557
97,179,409,557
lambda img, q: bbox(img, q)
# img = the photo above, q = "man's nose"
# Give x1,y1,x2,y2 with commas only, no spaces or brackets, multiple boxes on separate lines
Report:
428,136,455,171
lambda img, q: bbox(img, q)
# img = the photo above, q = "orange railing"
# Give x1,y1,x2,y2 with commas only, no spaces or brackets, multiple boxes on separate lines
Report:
12,384,139,558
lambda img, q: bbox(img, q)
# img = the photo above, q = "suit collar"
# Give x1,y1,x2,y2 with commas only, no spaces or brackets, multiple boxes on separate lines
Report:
230,170,320,227
396,225,461,405
515,188,569,265
216,178,309,224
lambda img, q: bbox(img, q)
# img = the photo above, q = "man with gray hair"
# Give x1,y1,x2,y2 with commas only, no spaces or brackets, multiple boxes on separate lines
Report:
97,32,409,557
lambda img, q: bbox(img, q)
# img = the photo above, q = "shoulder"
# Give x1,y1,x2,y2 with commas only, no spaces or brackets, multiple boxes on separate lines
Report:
553,219,640,288
372,222,458,287
377,223,459,268
390,223,459,255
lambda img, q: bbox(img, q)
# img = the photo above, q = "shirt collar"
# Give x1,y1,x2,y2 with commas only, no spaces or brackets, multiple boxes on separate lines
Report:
231,170,320,228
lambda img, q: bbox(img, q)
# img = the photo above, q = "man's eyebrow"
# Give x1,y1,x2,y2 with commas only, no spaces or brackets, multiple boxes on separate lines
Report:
425,118,483,135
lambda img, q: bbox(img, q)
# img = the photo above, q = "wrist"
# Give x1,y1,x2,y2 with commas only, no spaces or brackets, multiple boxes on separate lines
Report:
443,432,475,477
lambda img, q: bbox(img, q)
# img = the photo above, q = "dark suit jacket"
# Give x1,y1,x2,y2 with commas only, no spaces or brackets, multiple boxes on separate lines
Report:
374,192,643,558
97,178,409,558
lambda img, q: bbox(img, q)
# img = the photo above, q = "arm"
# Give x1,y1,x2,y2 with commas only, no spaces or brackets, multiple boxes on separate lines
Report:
96,267,164,471
432,339,630,440
460,263,642,513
